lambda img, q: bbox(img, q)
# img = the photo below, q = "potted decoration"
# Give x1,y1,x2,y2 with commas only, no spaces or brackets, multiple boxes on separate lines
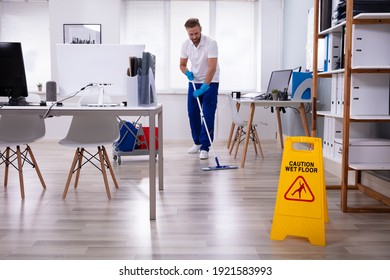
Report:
271,89,279,100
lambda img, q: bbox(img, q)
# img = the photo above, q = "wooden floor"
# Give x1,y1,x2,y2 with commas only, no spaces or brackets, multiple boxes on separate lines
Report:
0,139,389,260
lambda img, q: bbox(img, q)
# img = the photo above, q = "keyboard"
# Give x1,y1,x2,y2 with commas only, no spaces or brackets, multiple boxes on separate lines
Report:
87,103,119,107
0,101,29,106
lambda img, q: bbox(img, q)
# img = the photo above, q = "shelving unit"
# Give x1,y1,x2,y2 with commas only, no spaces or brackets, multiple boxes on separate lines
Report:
312,0,390,212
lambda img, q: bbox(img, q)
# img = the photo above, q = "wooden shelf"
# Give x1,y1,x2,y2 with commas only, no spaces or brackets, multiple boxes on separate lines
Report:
353,13,390,24
349,163,390,171
317,112,390,121
354,13,390,20
318,69,345,78
318,21,346,37
352,67,390,74
317,111,343,118
313,1,390,213
350,115,390,121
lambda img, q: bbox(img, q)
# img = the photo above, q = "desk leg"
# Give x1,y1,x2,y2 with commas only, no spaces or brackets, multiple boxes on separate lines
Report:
275,107,284,149
299,103,310,137
158,109,164,191
240,103,255,168
227,103,240,149
149,113,156,220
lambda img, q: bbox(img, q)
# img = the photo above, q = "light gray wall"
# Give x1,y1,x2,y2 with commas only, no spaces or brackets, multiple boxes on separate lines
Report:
49,0,122,83
282,0,313,70
281,0,314,137
259,0,284,91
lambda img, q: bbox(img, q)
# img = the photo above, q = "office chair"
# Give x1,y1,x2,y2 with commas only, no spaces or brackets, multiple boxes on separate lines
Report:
0,114,46,199
59,115,120,199
227,95,264,159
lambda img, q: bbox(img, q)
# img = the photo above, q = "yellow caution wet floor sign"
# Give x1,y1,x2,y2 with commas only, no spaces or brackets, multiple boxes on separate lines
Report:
270,136,328,246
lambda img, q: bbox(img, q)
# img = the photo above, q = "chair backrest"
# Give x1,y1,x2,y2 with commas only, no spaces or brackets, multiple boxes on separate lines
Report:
62,115,119,146
227,95,246,126
0,114,45,144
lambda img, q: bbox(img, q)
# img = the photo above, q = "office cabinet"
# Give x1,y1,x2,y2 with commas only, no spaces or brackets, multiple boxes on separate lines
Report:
352,24,390,67
312,0,390,212
334,138,390,164
350,74,390,116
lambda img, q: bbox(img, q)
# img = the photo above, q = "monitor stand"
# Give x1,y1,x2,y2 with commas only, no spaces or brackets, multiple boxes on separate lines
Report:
86,84,118,107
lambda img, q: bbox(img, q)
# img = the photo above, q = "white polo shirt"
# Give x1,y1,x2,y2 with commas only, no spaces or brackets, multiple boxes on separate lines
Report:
181,34,220,83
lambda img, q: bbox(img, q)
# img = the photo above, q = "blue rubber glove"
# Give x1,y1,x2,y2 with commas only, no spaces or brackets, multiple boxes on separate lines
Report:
185,70,194,81
193,83,210,98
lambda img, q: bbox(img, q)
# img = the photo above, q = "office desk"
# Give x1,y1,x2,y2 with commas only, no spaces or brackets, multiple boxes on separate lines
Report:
229,99,311,168
0,104,163,220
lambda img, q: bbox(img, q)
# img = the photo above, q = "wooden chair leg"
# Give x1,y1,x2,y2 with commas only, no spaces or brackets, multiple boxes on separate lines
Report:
234,127,243,159
16,146,25,199
254,126,264,159
63,148,80,199
227,122,236,149
73,148,84,189
229,128,239,155
4,147,10,187
102,145,119,189
26,145,46,190
98,146,111,199
251,127,258,155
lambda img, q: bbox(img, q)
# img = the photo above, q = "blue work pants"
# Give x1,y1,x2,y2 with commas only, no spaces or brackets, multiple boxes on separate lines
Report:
187,82,219,152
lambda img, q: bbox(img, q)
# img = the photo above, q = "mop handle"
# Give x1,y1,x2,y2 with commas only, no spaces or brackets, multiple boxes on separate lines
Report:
191,82,218,160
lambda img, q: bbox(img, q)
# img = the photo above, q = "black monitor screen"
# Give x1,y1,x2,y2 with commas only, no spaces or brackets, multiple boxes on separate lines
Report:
0,42,28,103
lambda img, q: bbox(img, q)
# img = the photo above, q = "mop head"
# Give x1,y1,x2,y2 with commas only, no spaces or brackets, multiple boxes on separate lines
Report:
201,165,238,171
200,157,238,171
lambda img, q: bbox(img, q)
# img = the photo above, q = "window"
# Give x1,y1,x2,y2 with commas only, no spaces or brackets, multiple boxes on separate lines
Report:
0,1,50,91
122,0,258,92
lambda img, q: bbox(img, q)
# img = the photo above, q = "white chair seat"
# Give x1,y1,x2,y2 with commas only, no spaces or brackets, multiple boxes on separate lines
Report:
0,114,46,199
59,138,111,148
58,115,120,199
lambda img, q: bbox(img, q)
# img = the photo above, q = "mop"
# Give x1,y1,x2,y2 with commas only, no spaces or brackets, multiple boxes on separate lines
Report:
191,82,238,171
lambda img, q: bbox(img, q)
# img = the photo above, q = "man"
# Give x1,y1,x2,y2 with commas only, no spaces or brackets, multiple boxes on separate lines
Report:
179,18,220,160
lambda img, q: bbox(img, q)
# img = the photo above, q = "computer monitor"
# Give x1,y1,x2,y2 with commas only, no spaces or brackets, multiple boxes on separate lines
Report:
0,42,28,105
266,69,293,93
56,44,145,98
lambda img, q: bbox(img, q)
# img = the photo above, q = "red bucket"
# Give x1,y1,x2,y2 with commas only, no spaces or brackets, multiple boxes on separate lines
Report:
138,127,158,150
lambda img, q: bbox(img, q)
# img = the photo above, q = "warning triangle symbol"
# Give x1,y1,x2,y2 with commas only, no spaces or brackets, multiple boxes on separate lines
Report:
284,176,315,202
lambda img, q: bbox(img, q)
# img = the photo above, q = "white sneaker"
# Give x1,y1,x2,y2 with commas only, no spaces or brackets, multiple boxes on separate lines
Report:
188,144,201,154
199,150,209,160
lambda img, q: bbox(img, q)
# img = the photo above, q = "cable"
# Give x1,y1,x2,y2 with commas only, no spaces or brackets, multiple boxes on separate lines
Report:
41,83,93,119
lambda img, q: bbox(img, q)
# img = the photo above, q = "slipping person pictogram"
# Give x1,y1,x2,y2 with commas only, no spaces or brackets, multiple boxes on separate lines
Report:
291,181,306,199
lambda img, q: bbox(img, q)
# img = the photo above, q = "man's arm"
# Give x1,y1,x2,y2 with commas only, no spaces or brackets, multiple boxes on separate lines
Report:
180,57,189,75
204,57,217,85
